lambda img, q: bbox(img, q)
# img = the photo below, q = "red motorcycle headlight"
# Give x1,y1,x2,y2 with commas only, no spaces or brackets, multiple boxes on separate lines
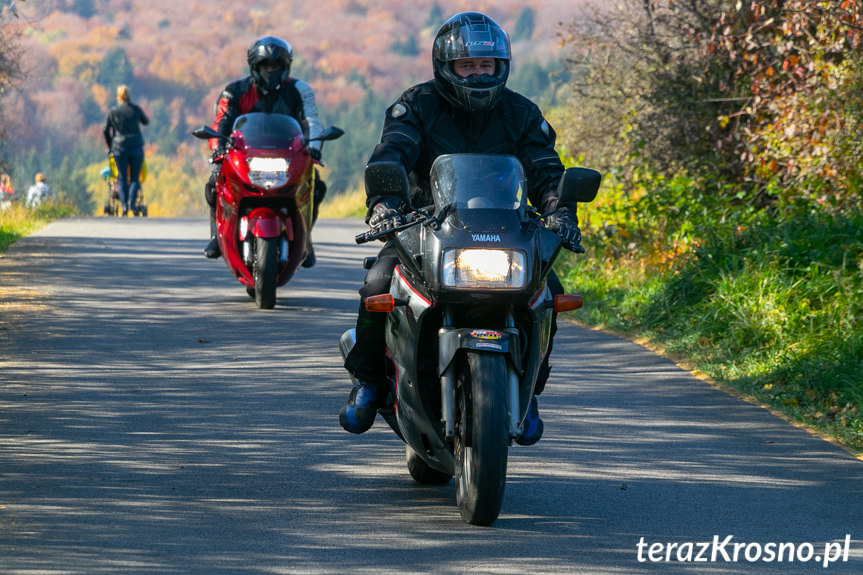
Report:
247,157,290,189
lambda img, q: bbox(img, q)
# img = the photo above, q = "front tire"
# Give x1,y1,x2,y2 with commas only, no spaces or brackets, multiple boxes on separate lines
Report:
454,351,509,526
406,445,452,485
253,236,278,309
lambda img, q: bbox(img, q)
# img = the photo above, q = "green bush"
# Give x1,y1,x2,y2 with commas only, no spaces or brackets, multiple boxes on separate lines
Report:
558,207,863,452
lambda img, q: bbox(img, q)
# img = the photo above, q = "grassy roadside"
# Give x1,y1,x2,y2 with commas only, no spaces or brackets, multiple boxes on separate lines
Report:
0,201,78,253
557,209,863,458
319,185,367,219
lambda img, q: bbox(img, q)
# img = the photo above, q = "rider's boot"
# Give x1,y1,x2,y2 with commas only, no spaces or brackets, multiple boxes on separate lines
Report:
339,380,386,434
204,208,221,259
516,396,544,446
302,244,316,268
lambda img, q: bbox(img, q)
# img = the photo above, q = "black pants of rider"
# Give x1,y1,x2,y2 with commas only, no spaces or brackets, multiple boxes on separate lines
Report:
204,168,327,231
343,241,560,393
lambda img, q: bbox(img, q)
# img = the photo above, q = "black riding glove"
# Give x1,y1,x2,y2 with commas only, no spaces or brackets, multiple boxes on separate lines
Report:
368,199,405,234
309,147,322,162
546,207,584,253
210,145,227,163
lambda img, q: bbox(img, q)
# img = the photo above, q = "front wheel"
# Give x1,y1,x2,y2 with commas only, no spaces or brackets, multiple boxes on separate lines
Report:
253,236,278,309
454,351,509,525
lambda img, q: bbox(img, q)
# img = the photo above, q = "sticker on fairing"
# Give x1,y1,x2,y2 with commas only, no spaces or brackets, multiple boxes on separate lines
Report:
471,330,503,340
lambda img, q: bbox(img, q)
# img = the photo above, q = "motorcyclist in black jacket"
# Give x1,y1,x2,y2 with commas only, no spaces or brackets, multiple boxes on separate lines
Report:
340,12,582,444
203,35,326,267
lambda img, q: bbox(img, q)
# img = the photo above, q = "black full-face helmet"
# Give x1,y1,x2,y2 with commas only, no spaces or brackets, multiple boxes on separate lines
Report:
247,36,293,94
432,12,511,114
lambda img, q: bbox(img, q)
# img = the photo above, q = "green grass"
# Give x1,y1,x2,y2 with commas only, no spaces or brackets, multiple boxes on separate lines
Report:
558,209,863,456
319,185,367,219
0,201,78,253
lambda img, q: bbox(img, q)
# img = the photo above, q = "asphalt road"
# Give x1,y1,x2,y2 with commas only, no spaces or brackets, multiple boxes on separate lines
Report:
0,217,860,574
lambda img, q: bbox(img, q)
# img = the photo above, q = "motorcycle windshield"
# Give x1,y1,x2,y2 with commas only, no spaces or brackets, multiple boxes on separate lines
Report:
431,154,527,213
430,154,526,228
232,113,303,149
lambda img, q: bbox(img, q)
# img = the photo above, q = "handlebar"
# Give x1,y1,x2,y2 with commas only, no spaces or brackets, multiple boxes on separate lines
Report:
355,212,425,244
356,210,589,255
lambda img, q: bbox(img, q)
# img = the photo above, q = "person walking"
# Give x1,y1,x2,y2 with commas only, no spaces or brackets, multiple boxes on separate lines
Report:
103,85,149,216
25,173,56,208
0,173,14,211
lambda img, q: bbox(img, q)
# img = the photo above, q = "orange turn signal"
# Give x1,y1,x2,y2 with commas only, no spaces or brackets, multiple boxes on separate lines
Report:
554,294,583,312
365,294,396,313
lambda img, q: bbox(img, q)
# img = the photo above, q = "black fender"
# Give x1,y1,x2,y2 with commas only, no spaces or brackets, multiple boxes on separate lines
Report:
438,327,522,377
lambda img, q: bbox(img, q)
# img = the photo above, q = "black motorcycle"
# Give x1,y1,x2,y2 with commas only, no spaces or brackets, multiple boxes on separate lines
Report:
340,154,600,525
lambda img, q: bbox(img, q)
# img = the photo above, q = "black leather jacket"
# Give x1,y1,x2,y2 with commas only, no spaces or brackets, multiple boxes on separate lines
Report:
104,103,149,152
366,80,565,218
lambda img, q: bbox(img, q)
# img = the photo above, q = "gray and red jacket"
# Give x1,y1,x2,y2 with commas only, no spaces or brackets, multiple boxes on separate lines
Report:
209,76,322,152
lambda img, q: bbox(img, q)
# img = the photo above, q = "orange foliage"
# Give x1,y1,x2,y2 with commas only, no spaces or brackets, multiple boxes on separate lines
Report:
90,84,109,112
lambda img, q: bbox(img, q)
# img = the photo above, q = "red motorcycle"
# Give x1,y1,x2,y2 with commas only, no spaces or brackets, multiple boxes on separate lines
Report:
193,113,343,308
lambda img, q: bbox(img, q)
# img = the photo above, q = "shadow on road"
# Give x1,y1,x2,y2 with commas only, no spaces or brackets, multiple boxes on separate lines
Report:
0,218,860,574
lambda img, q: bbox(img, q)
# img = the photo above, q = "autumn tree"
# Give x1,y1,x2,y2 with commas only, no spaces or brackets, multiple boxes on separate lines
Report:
562,0,863,212
0,2,26,169
97,47,134,91
561,1,732,180
708,0,863,211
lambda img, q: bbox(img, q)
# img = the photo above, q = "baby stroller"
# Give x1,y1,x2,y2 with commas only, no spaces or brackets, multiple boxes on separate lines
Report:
101,166,120,216
102,154,149,217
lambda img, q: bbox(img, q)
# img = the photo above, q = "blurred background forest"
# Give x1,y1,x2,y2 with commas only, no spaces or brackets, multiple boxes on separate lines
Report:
0,0,582,216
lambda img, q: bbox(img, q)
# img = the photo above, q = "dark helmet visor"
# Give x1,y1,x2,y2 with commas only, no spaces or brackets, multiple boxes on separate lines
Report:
434,14,510,62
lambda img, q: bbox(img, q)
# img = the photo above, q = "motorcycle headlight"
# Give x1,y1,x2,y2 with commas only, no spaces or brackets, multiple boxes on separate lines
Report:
247,157,290,189
441,249,526,290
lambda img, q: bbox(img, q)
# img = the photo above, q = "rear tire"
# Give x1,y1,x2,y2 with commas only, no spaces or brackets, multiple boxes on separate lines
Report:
454,351,509,526
406,445,452,485
253,236,278,309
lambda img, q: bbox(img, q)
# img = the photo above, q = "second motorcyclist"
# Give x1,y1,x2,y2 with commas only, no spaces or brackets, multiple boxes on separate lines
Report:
339,12,583,444
203,35,327,267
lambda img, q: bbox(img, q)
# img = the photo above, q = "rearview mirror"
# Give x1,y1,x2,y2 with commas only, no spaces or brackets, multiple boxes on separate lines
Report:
310,126,345,143
557,167,601,205
191,126,224,141
364,161,410,201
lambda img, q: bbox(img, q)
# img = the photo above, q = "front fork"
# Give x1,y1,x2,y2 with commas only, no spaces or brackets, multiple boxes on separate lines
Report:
439,306,523,443
240,210,290,267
